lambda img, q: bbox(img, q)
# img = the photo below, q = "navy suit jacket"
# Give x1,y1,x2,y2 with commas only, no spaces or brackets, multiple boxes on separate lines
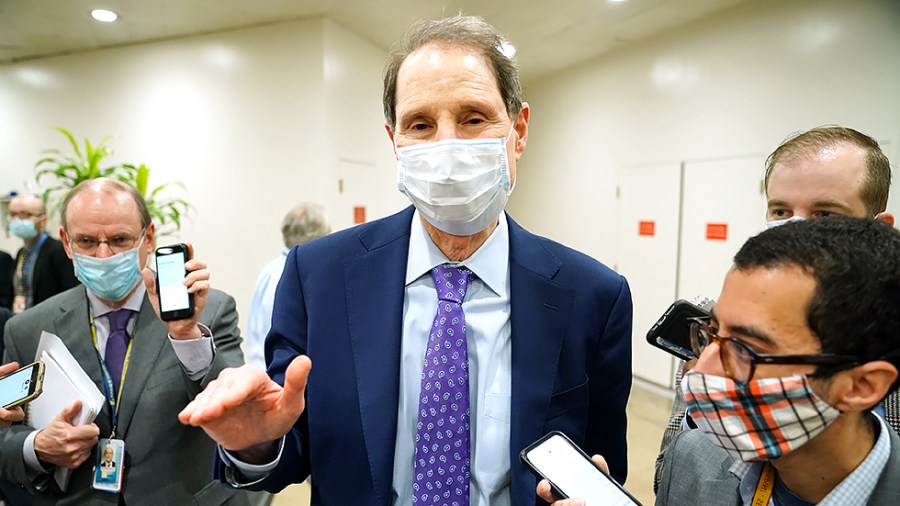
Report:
218,207,633,505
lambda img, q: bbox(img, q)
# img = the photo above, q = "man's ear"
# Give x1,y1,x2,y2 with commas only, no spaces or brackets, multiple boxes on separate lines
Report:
827,361,898,412
875,212,894,227
385,123,398,158
60,227,73,260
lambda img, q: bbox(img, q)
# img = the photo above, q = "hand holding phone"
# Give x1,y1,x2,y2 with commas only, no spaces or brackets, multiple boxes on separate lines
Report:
0,361,45,410
154,244,195,322
521,431,642,506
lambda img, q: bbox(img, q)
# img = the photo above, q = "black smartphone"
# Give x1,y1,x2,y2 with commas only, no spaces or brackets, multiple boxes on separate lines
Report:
0,361,45,409
154,244,195,322
645,298,713,361
520,431,642,506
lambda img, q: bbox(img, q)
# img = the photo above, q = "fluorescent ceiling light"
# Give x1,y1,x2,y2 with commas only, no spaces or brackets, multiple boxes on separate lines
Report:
91,9,119,22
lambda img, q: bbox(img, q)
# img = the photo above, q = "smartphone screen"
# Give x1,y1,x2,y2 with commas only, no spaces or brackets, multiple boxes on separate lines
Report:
0,363,40,408
155,245,194,320
523,433,640,506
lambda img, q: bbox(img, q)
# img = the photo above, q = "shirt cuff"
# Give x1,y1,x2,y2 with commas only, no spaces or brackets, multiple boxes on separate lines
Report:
218,437,285,486
24,430,51,474
168,323,216,381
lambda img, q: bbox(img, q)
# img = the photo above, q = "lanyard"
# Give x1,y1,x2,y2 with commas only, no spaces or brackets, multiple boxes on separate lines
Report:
89,310,136,438
751,462,776,506
15,233,48,295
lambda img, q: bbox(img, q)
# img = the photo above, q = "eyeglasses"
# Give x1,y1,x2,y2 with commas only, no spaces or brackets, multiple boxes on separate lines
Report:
69,229,146,255
688,317,862,383
10,211,43,219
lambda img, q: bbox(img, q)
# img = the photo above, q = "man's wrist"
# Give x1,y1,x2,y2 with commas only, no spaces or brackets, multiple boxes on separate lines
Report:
168,323,210,341
232,440,280,465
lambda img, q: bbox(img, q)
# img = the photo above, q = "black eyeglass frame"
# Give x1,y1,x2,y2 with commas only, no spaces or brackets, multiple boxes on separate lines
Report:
687,316,863,382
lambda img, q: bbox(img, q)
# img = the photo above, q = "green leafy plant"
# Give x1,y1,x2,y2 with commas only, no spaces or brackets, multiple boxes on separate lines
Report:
34,127,191,235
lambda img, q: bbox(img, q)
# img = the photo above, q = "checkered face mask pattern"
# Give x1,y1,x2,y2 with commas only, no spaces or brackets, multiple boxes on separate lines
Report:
682,370,841,461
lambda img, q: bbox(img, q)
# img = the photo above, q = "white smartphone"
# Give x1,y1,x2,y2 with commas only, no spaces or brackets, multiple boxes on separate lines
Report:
520,431,642,506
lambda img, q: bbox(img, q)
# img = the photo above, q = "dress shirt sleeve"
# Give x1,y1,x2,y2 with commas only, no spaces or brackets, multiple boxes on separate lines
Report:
168,323,215,381
217,437,285,486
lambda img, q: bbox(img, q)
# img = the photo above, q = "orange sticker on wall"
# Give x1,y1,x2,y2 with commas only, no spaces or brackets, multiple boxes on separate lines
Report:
706,223,728,241
354,206,366,224
639,221,655,237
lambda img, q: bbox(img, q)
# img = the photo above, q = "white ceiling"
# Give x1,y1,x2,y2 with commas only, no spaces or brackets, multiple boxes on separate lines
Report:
0,0,747,80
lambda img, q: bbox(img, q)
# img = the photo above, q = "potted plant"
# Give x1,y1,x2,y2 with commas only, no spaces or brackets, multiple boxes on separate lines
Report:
34,127,190,235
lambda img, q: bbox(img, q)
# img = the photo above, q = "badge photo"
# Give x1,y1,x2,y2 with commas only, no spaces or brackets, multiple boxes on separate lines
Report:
92,438,125,493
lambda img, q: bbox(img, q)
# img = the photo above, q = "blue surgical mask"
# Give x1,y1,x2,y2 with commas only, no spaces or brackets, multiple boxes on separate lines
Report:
9,219,38,240
72,240,145,302
766,215,806,229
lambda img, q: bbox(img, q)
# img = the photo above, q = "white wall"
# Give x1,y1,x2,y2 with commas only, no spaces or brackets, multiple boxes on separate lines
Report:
510,0,900,385
0,18,396,323
2,0,898,379
511,0,900,263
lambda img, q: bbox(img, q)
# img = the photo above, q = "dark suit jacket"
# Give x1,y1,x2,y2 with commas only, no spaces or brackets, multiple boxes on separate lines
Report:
656,423,900,505
0,250,12,310
0,286,250,506
15,237,80,308
217,206,633,506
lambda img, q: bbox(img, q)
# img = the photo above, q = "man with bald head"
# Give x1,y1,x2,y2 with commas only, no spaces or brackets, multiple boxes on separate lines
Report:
0,178,250,505
181,15,633,506
7,193,79,314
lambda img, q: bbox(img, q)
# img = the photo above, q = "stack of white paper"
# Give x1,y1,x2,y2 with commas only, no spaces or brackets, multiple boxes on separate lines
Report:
26,331,105,492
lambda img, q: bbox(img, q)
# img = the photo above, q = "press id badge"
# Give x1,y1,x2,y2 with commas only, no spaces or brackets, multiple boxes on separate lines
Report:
92,438,125,493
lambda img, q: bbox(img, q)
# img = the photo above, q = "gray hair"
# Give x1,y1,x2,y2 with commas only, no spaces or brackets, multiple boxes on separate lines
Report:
382,14,523,130
281,203,330,248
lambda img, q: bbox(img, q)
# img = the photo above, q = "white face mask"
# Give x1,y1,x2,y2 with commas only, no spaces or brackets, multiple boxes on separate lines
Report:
766,215,806,229
396,128,515,236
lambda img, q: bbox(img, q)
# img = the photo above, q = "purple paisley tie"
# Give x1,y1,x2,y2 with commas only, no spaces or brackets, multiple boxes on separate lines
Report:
413,264,475,506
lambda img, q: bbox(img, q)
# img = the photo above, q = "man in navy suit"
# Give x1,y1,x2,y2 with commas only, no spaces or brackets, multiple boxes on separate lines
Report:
180,15,633,506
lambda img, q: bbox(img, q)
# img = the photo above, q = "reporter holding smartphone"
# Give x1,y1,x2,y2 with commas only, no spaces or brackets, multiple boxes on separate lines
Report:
534,453,614,506
0,178,251,505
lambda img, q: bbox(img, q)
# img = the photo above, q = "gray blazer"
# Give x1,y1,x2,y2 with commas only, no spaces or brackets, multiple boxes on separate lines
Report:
656,424,900,505
0,286,251,506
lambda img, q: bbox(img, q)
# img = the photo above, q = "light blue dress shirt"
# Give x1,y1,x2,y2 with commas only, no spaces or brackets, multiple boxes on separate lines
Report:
226,212,513,506
390,211,512,506
245,250,289,369
732,413,892,506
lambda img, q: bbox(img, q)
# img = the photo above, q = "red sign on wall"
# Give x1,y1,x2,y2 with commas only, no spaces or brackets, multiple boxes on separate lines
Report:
706,223,728,241
354,206,366,224
638,221,655,237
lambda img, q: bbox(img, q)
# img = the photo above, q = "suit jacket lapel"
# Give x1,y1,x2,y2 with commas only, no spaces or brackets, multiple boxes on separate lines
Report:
51,287,112,434
345,207,412,505
505,215,576,506
114,295,168,437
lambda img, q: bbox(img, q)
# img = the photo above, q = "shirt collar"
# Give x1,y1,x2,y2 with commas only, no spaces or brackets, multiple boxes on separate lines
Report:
405,210,509,297
86,282,146,318
730,413,892,505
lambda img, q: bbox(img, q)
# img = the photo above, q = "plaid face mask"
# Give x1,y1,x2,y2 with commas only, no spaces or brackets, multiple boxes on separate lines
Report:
682,370,841,461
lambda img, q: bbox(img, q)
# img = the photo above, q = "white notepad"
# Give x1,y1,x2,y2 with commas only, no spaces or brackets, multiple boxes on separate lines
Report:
26,331,105,492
